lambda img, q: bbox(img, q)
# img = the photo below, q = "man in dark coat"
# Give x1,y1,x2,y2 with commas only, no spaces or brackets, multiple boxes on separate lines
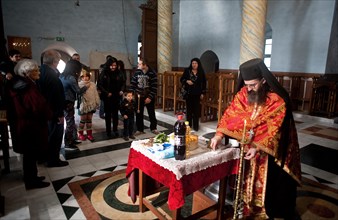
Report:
37,50,69,167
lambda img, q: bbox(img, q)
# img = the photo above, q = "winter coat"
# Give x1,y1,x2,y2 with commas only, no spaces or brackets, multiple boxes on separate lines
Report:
97,68,125,100
59,74,87,103
78,80,100,114
7,77,52,155
37,64,65,122
120,98,135,117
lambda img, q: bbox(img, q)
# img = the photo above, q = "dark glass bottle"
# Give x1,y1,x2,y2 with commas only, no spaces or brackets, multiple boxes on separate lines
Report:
174,114,187,160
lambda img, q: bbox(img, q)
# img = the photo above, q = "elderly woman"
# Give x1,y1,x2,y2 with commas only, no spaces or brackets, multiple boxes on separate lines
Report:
7,59,52,190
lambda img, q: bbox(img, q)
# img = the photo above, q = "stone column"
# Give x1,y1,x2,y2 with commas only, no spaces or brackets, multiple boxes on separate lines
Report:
239,0,268,64
157,0,172,73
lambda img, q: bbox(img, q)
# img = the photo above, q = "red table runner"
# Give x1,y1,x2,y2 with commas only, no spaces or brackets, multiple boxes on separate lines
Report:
126,148,239,210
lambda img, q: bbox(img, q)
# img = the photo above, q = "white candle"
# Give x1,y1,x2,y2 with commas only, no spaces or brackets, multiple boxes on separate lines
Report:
242,119,247,142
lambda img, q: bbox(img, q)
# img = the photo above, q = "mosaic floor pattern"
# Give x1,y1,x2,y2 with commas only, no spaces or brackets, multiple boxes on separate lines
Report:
53,167,338,220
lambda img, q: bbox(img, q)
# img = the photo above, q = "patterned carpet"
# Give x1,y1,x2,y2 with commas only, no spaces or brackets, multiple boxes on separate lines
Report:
56,167,338,220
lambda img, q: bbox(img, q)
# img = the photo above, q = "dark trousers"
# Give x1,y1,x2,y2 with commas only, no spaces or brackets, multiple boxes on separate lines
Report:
123,113,134,137
23,153,38,183
64,101,76,145
47,120,64,163
135,96,157,131
99,100,105,117
186,94,201,131
104,96,119,134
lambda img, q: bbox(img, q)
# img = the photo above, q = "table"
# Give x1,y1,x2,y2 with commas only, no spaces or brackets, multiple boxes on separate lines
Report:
126,140,239,220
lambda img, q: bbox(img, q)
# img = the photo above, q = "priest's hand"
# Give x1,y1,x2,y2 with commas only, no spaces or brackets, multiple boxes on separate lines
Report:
210,135,223,151
244,148,257,160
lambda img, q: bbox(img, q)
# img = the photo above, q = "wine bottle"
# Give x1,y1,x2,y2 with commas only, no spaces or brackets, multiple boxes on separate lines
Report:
174,114,187,160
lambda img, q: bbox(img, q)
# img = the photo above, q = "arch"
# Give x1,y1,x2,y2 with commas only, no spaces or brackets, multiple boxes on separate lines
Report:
40,42,78,65
200,50,219,74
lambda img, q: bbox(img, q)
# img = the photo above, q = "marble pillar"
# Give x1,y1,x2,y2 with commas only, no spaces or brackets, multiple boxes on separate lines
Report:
157,0,172,73
239,0,268,64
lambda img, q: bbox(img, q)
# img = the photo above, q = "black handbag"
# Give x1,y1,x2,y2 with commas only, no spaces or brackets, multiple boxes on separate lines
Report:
179,85,188,100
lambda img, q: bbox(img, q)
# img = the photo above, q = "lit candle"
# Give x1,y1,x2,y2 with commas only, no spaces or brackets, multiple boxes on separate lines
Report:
242,119,247,143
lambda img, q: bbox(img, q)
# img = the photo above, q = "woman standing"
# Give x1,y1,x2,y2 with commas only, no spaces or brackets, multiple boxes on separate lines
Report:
97,57,125,138
59,59,87,150
7,59,52,189
180,58,206,131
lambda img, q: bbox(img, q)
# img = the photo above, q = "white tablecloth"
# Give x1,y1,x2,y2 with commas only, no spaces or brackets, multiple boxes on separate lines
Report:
131,140,240,180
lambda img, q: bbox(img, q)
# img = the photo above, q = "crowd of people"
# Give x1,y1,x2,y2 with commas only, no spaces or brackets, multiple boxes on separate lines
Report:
0,49,160,189
1,49,301,219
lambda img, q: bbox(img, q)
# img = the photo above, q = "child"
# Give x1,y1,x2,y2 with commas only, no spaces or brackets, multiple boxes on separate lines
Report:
78,69,100,141
120,90,136,141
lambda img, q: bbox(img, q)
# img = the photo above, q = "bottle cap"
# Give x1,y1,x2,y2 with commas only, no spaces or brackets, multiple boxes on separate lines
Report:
185,121,189,126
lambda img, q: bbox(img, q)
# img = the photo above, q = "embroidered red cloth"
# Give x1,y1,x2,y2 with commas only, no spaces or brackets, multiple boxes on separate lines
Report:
126,148,239,210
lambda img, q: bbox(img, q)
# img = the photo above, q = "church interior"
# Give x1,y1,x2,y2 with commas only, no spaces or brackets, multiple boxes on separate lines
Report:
0,0,337,219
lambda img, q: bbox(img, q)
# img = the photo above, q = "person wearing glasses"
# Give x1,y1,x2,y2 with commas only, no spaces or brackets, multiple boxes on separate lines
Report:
210,58,301,219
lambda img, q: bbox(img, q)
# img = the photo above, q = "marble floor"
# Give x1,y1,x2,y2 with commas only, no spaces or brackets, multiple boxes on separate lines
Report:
0,109,337,219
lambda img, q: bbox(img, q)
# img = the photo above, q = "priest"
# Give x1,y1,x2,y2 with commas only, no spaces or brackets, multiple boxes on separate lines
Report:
210,58,301,219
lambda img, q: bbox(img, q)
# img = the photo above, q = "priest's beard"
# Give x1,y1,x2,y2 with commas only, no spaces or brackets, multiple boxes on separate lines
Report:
247,84,269,106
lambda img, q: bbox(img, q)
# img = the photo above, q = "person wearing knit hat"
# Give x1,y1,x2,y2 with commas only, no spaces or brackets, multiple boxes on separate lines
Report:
210,58,301,219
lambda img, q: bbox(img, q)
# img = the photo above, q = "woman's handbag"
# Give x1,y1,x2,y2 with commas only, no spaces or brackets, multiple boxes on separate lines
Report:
179,85,188,100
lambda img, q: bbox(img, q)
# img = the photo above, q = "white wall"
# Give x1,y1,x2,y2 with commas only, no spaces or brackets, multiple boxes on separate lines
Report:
267,0,335,73
177,0,335,73
2,0,336,73
2,0,145,68
178,1,242,69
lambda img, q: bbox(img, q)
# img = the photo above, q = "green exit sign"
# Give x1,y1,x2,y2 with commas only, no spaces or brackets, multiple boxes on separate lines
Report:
56,37,65,41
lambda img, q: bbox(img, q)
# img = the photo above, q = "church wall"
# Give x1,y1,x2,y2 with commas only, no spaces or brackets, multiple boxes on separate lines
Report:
178,1,242,70
177,0,335,74
267,0,335,73
2,0,145,68
2,0,336,74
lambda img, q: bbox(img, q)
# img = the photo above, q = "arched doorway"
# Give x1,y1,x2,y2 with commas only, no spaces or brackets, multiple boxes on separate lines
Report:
41,42,78,72
200,50,219,74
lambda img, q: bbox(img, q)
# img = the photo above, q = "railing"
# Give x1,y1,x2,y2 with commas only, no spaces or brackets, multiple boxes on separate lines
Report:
90,68,327,121
160,71,237,122
274,73,321,112
309,74,338,118
162,71,185,113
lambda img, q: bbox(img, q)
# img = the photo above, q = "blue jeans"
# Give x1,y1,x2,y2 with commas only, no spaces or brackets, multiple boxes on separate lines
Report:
64,101,76,145
123,114,134,137
99,100,104,117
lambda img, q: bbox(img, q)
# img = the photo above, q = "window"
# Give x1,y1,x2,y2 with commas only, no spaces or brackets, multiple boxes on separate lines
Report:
264,23,272,69
57,60,66,73
264,38,272,69
137,42,142,63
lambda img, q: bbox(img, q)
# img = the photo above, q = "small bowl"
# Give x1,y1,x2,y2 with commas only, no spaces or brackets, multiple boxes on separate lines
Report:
187,134,198,151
